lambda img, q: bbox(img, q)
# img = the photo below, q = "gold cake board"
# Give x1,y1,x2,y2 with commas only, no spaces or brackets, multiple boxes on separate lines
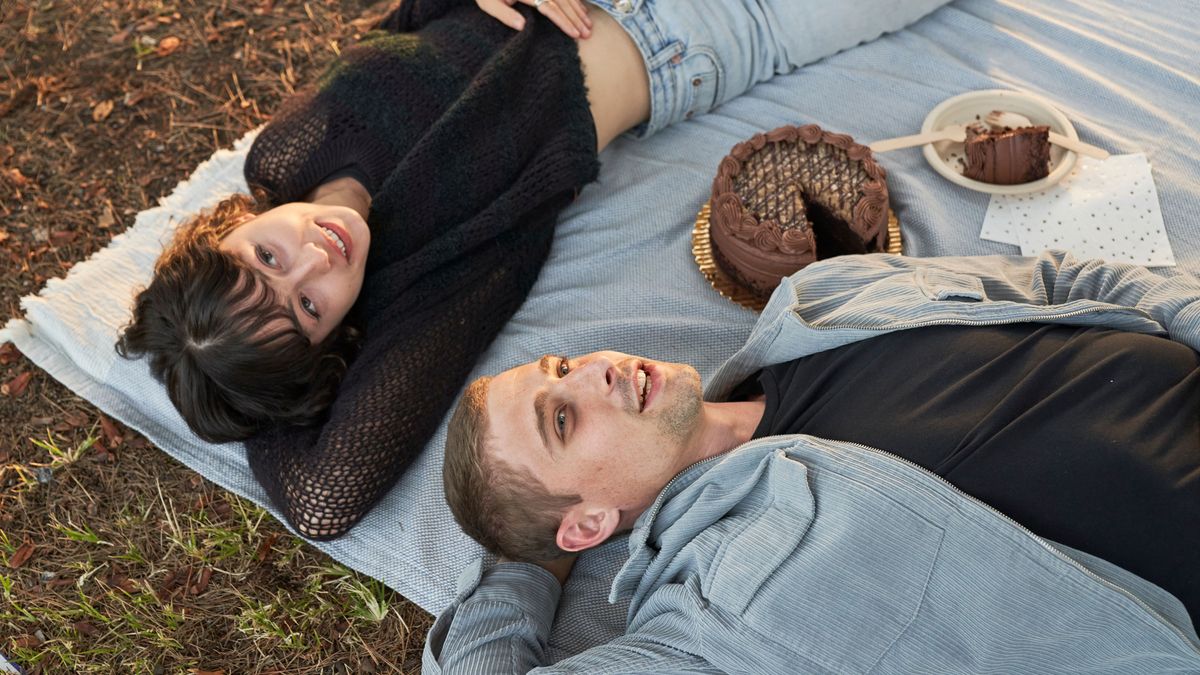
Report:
692,202,903,312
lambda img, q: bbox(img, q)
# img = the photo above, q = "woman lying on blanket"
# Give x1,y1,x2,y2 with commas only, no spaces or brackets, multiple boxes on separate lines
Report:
115,0,949,539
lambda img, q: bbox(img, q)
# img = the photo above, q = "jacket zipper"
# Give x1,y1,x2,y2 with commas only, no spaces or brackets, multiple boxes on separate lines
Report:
841,439,1200,653
804,305,1152,332
640,448,739,528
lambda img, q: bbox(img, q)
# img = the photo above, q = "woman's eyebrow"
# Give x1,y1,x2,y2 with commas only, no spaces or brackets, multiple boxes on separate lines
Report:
247,267,318,331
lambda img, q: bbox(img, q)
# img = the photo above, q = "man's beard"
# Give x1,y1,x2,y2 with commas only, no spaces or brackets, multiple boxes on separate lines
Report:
656,367,702,442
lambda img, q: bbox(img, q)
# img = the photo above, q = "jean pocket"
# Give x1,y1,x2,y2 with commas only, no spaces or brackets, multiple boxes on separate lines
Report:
680,46,722,119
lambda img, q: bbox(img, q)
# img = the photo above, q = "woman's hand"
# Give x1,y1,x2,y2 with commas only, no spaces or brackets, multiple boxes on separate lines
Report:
476,0,592,39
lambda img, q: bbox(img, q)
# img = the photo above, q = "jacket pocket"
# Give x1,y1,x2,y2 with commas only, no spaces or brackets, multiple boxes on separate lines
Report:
704,451,816,616
707,447,944,674
913,268,986,302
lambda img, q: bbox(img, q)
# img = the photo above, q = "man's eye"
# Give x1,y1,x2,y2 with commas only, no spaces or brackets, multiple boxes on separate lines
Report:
255,245,278,268
555,408,568,438
557,358,570,377
300,295,320,319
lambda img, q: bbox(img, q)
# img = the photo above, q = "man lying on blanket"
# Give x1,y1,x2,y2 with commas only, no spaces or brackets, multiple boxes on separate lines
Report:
425,250,1200,673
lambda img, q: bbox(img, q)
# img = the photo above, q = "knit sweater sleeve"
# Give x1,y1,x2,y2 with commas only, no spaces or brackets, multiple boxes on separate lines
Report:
243,10,598,539
245,218,557,539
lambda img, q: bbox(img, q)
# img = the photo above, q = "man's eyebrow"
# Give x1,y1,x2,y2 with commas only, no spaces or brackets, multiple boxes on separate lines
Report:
534,389,552,456
538,354,553,375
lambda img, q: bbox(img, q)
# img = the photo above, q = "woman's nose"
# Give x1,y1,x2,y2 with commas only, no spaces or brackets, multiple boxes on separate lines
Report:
292,241,331,278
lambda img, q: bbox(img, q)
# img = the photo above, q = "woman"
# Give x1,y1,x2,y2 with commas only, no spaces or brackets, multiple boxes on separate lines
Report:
117,0,949,539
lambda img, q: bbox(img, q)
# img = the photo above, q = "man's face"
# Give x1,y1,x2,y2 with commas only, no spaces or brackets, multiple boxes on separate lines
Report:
486,350,704,516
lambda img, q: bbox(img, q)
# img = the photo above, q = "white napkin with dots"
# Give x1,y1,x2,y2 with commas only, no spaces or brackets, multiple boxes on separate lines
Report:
980,153,1174,267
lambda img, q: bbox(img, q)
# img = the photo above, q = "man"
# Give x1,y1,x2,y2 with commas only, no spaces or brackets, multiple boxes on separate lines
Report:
425,251,1200,673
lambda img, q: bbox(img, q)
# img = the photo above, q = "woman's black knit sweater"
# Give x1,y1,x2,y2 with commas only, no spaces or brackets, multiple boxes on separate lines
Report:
242,0,599,539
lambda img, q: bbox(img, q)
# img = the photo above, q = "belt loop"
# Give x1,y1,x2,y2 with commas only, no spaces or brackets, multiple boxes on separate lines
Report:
646,41,683,70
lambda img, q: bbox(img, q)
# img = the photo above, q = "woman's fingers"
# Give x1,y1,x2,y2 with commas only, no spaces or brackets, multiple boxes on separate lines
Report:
476,0,527,31
563,0,592,30
518,0,591,38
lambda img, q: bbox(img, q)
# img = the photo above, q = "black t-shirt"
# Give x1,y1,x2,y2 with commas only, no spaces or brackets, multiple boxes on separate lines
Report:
748,323,1200,621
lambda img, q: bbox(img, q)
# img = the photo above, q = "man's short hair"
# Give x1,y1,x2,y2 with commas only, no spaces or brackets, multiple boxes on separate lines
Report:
443,376,582,562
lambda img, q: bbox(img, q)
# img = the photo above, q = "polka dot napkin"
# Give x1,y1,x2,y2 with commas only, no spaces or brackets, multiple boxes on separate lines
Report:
980,153,1174,267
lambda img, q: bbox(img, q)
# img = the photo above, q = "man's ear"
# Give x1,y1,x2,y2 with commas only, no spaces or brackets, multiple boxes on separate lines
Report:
557,505,620,553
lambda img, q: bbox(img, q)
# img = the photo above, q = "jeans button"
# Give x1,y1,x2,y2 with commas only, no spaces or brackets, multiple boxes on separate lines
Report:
692,77,702,87
615,0,633,14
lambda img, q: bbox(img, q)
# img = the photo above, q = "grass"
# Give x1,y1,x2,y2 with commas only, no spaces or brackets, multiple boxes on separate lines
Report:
1,448,430,672
0,0,434,671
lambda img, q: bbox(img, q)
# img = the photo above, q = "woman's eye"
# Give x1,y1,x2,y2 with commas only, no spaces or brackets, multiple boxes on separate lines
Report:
255,245,278,268
555,408,568,438
300,295,320,319
557,358,570,377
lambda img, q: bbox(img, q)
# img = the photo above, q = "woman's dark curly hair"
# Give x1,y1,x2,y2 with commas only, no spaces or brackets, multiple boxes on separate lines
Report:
116,193,360,443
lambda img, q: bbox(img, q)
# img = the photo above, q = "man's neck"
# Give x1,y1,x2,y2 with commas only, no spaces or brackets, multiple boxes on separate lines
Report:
307,175,372,220
614,400,765,532
679,399,766,467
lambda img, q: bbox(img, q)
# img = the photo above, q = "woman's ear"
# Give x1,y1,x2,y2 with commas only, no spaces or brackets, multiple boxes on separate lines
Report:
557,505,619,553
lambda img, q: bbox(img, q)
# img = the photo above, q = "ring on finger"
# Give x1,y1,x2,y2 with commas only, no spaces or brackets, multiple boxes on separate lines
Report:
534,0,553,7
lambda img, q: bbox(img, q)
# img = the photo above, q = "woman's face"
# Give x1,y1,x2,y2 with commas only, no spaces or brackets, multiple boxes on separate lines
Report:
218,201,371,343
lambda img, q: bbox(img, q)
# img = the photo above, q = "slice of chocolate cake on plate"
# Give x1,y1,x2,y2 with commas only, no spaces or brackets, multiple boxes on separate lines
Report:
962,124,1051,185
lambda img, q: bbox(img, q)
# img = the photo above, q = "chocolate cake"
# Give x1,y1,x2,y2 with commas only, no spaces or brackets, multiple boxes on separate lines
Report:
709,124,890,299
962,124,1050,185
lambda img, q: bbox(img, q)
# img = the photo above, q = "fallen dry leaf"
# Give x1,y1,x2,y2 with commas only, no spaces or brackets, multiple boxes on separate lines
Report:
9,538,35,568
99,415,123,447
108,26,132,44
93,439,116,463
123,89,149,107
189,670,226,675
156,36,182,57
63,409,89,428
11,634,40,649
72,620,100,637
0,342,17,365
5,167,29,187
91,99,114,122
3,371,32,397
189,567,213,595
104,572,138,594
254,532,280,563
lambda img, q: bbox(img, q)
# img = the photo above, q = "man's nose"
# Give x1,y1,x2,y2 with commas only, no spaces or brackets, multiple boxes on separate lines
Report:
575,357,617,396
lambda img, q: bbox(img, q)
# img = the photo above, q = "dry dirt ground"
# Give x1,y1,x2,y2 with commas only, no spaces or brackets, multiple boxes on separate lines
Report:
0,1,436,672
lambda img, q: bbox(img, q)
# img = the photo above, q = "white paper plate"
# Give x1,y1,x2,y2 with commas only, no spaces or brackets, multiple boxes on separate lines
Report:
921,89,1079,195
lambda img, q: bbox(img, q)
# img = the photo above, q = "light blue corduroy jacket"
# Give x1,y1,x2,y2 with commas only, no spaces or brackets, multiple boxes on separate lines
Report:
425,251,1200,674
